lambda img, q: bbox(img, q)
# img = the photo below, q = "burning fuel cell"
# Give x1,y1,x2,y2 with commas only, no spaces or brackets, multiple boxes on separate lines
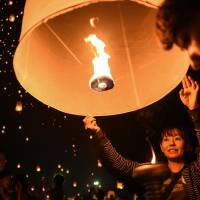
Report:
85,34,114,92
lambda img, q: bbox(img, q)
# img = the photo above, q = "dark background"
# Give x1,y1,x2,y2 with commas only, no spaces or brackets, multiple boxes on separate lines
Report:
1,0,200,198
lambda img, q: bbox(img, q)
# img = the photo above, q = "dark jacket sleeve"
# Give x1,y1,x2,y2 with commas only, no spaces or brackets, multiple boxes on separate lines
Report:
95,130,139,177
188,108,200,169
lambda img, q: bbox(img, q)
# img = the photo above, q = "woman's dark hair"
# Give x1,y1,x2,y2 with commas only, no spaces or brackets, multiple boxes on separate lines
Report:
156,0,200,50
159,128,186,144
159,127,196,163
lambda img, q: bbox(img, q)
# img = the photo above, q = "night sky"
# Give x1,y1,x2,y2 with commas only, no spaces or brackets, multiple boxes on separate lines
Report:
1,0,200,198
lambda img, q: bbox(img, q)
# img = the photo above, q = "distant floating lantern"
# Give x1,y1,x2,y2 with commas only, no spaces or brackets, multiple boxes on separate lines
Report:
93,180,99,186
89,135,93,140
13,0,189,116
97,159,103,168
36,165,41,172
8,0,13,6
9,14,15,22
73,181,77,187
17,163,21,168
116,181,124,190
15,101,22,112
77,193,80,197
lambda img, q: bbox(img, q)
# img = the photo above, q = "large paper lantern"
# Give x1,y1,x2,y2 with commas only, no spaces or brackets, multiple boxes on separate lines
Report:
13,0,189,116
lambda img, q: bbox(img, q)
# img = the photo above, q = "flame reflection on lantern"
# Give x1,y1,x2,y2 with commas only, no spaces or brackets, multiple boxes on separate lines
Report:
85,34,114,92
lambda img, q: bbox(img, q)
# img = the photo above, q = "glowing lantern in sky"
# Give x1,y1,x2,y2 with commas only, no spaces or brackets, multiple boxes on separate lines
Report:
13,0,189,116
16,163,21,168
36,165,41,172
8,0,13,6
93,180,99,185
97,159,103,167
15,101,22,112
116,181,124,190
73,181,77,187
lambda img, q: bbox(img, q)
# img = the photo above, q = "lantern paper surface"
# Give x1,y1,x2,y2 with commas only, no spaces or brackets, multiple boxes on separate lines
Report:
13,0,189,116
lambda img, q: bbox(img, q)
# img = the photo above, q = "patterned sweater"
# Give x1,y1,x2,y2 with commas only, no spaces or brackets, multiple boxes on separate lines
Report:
97,108,200,200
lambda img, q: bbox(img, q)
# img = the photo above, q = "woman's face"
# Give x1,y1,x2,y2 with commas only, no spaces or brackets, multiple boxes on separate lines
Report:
160,129,185,162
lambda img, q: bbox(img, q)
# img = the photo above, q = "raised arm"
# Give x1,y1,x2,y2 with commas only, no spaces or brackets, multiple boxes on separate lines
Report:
179,76,200,167
83,116,139,176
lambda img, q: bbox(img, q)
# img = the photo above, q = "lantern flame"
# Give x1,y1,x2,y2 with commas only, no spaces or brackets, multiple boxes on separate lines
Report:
150,144,156,164
85,34,114,91
146,137,156,164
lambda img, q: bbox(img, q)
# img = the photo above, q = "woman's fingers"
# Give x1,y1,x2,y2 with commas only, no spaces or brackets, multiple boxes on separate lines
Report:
188,76,196,88
179,88,184,96
182,76,197,89
83,116,97,130
182,76,187,89
184,76,192,88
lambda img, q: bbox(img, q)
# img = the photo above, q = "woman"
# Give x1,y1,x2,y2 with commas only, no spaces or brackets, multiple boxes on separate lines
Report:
83,76,200,199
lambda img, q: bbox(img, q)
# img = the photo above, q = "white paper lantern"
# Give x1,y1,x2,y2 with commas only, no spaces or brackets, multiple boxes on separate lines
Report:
13,0,189,116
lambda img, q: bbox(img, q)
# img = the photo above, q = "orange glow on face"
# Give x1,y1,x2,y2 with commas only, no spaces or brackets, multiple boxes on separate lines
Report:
85,34,113,90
